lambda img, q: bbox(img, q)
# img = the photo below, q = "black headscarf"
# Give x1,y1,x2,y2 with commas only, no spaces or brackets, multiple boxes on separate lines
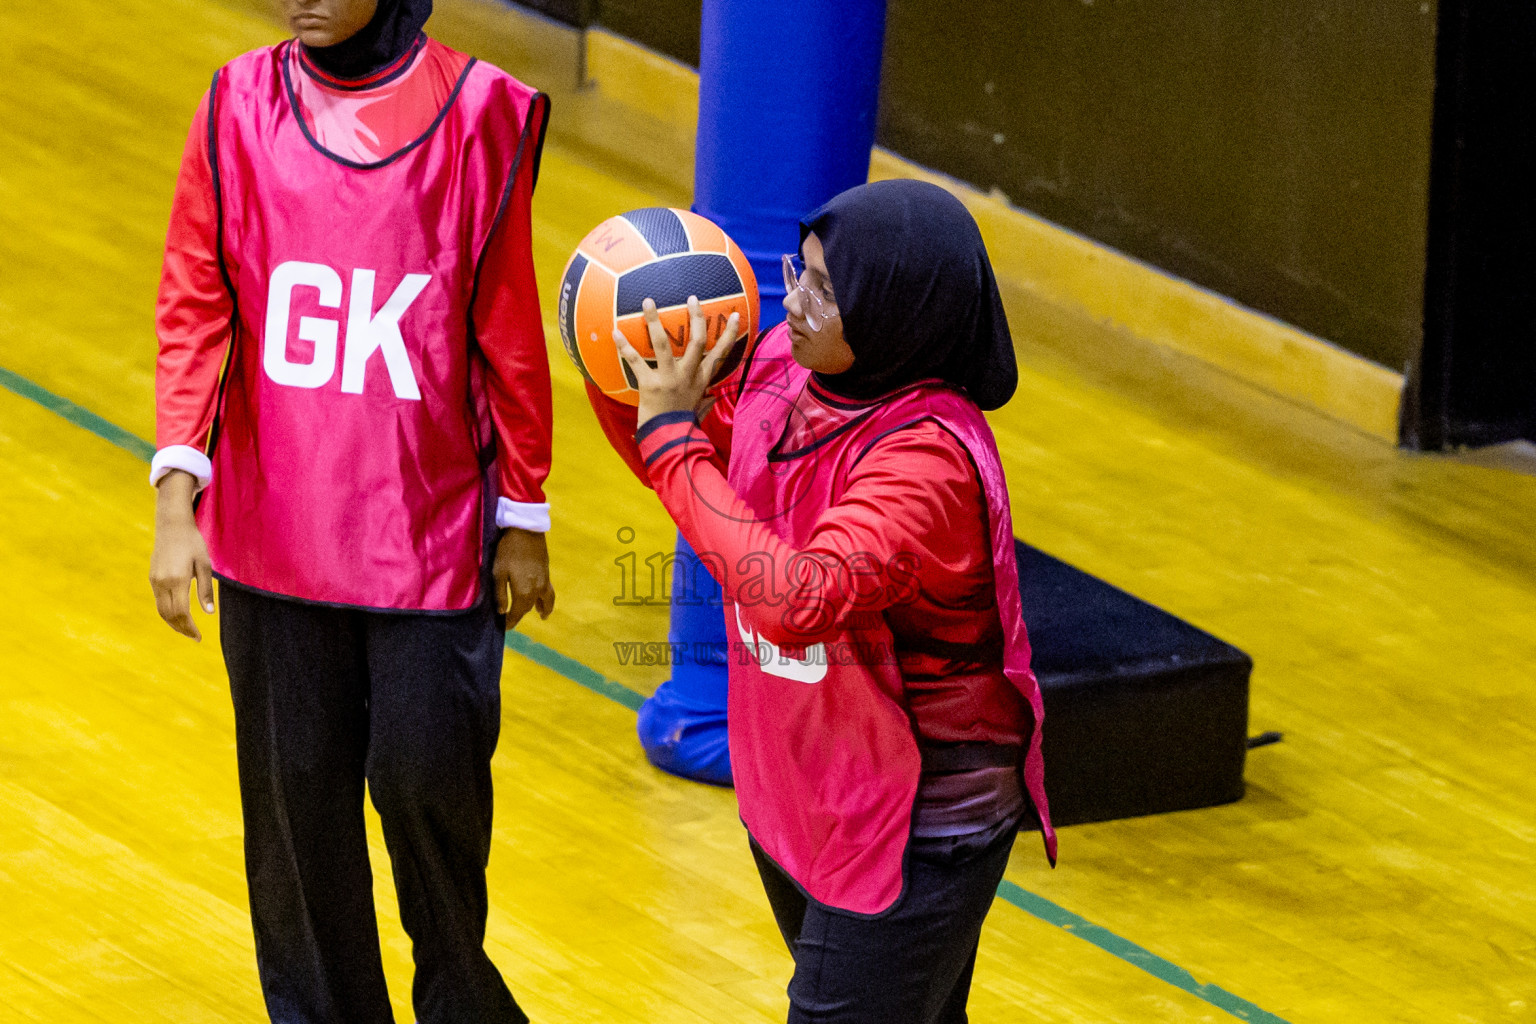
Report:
800,179,1018,411
303,0,434,80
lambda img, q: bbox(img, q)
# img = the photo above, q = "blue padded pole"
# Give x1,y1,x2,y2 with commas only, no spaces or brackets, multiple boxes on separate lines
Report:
695,0,889,316
636,0,889,786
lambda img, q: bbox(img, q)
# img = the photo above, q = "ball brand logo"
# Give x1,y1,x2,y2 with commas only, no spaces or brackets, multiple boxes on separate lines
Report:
734,603,828,684
556,254,586,371
587,222,631,255
263,260,429,400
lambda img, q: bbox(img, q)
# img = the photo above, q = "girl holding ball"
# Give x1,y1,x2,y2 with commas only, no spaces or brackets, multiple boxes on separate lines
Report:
600,178,1056,1024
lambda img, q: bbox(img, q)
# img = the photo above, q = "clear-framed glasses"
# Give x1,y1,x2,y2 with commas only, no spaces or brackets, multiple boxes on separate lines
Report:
782,254,840,332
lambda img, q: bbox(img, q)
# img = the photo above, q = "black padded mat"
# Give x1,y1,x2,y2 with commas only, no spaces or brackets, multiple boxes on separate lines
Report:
1015,540,1253,826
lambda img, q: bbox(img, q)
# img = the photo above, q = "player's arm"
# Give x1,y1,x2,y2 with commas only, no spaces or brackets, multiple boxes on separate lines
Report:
584,320,749,487
149,89,233,642
586,381,649,484
474,95,556,628
619,301,961,647
644,423,963,646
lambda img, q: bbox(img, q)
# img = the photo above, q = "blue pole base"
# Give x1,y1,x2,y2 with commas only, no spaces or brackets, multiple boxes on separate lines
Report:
636,532,733,787
637,683,732,787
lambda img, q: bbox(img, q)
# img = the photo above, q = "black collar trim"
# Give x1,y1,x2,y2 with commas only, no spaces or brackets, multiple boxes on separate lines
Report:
766,407,879,463
279,39,476,171
296,32,426,91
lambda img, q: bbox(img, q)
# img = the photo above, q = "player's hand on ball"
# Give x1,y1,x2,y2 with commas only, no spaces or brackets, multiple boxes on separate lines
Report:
496,527,555,630
615,295,741,428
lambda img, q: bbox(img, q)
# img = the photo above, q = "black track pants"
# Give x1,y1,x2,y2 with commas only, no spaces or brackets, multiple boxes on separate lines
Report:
220,582,524,1024
752,825,1017,1024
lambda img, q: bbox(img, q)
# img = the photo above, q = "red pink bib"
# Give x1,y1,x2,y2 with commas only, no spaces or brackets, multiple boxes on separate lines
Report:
199,42,544,610
727,325,1056,914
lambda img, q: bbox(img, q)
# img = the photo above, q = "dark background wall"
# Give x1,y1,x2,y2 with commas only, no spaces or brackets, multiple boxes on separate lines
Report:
879,1,1438,371
1408,1,1536,447
514,0,583,25
522,0,1440,372
515,0,700,68
596,0,700,69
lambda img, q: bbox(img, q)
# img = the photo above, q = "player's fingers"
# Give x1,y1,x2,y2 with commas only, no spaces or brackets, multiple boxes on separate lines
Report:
505,590,536,630
701,312,741,381
195,559,215,615
643,298,677,370
612,329,650,380
166,582,200,641
684,295,708,370
491,565,511,615
536,581,556,620
717,308,742,350
151,575,189,638
151,578,178,628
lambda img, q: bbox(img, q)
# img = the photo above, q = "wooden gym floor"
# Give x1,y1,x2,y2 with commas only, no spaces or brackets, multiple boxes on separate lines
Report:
1,0,1533,1021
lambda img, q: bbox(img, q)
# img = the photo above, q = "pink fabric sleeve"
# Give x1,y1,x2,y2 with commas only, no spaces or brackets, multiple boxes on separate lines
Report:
637,416,982,648
473,94,553,513
583,327,754,487
154,90,234,464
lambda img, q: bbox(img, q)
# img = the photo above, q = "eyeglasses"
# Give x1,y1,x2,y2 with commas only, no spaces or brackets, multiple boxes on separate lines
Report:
782,254,840,332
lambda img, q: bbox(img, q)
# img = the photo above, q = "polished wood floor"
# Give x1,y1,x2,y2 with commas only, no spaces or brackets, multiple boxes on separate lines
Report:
1,1,1533,1021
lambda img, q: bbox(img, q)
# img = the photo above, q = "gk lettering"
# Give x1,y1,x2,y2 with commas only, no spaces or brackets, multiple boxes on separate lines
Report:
263,260,429,400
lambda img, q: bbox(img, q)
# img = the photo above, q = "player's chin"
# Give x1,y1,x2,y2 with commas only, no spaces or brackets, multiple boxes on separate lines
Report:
291,19,339,46
788,330,820,371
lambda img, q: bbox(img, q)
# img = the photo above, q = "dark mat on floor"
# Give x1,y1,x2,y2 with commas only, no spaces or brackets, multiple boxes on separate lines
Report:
1017,540,1252,826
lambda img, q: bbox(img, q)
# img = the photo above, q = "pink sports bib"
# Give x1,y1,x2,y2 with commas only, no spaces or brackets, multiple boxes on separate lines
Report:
727,325,1056,915
199,42,544,610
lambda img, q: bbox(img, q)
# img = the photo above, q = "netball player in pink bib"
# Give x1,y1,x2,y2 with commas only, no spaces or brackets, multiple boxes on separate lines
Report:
148,2,553,1021
607,179,1057,1023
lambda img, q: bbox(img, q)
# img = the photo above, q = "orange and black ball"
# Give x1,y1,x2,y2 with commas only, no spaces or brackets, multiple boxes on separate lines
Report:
557,208,759,406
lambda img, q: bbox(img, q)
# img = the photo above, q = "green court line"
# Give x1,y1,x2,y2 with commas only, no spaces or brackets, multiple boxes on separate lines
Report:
2,363,1291,1024
997,880,1290,1022
504,629,647,711
0,366,157,462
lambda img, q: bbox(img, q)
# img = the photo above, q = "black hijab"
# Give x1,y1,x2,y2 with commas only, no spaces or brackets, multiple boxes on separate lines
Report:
800,179,1018,411
303,0,434,80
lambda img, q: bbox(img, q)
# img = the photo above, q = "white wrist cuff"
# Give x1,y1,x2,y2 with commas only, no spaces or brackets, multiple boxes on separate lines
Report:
150,445,212,491
496,497,551,532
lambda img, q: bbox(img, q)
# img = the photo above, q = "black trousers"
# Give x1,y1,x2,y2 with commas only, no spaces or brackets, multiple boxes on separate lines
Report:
752,824,1017,1024
220,582,524,1024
